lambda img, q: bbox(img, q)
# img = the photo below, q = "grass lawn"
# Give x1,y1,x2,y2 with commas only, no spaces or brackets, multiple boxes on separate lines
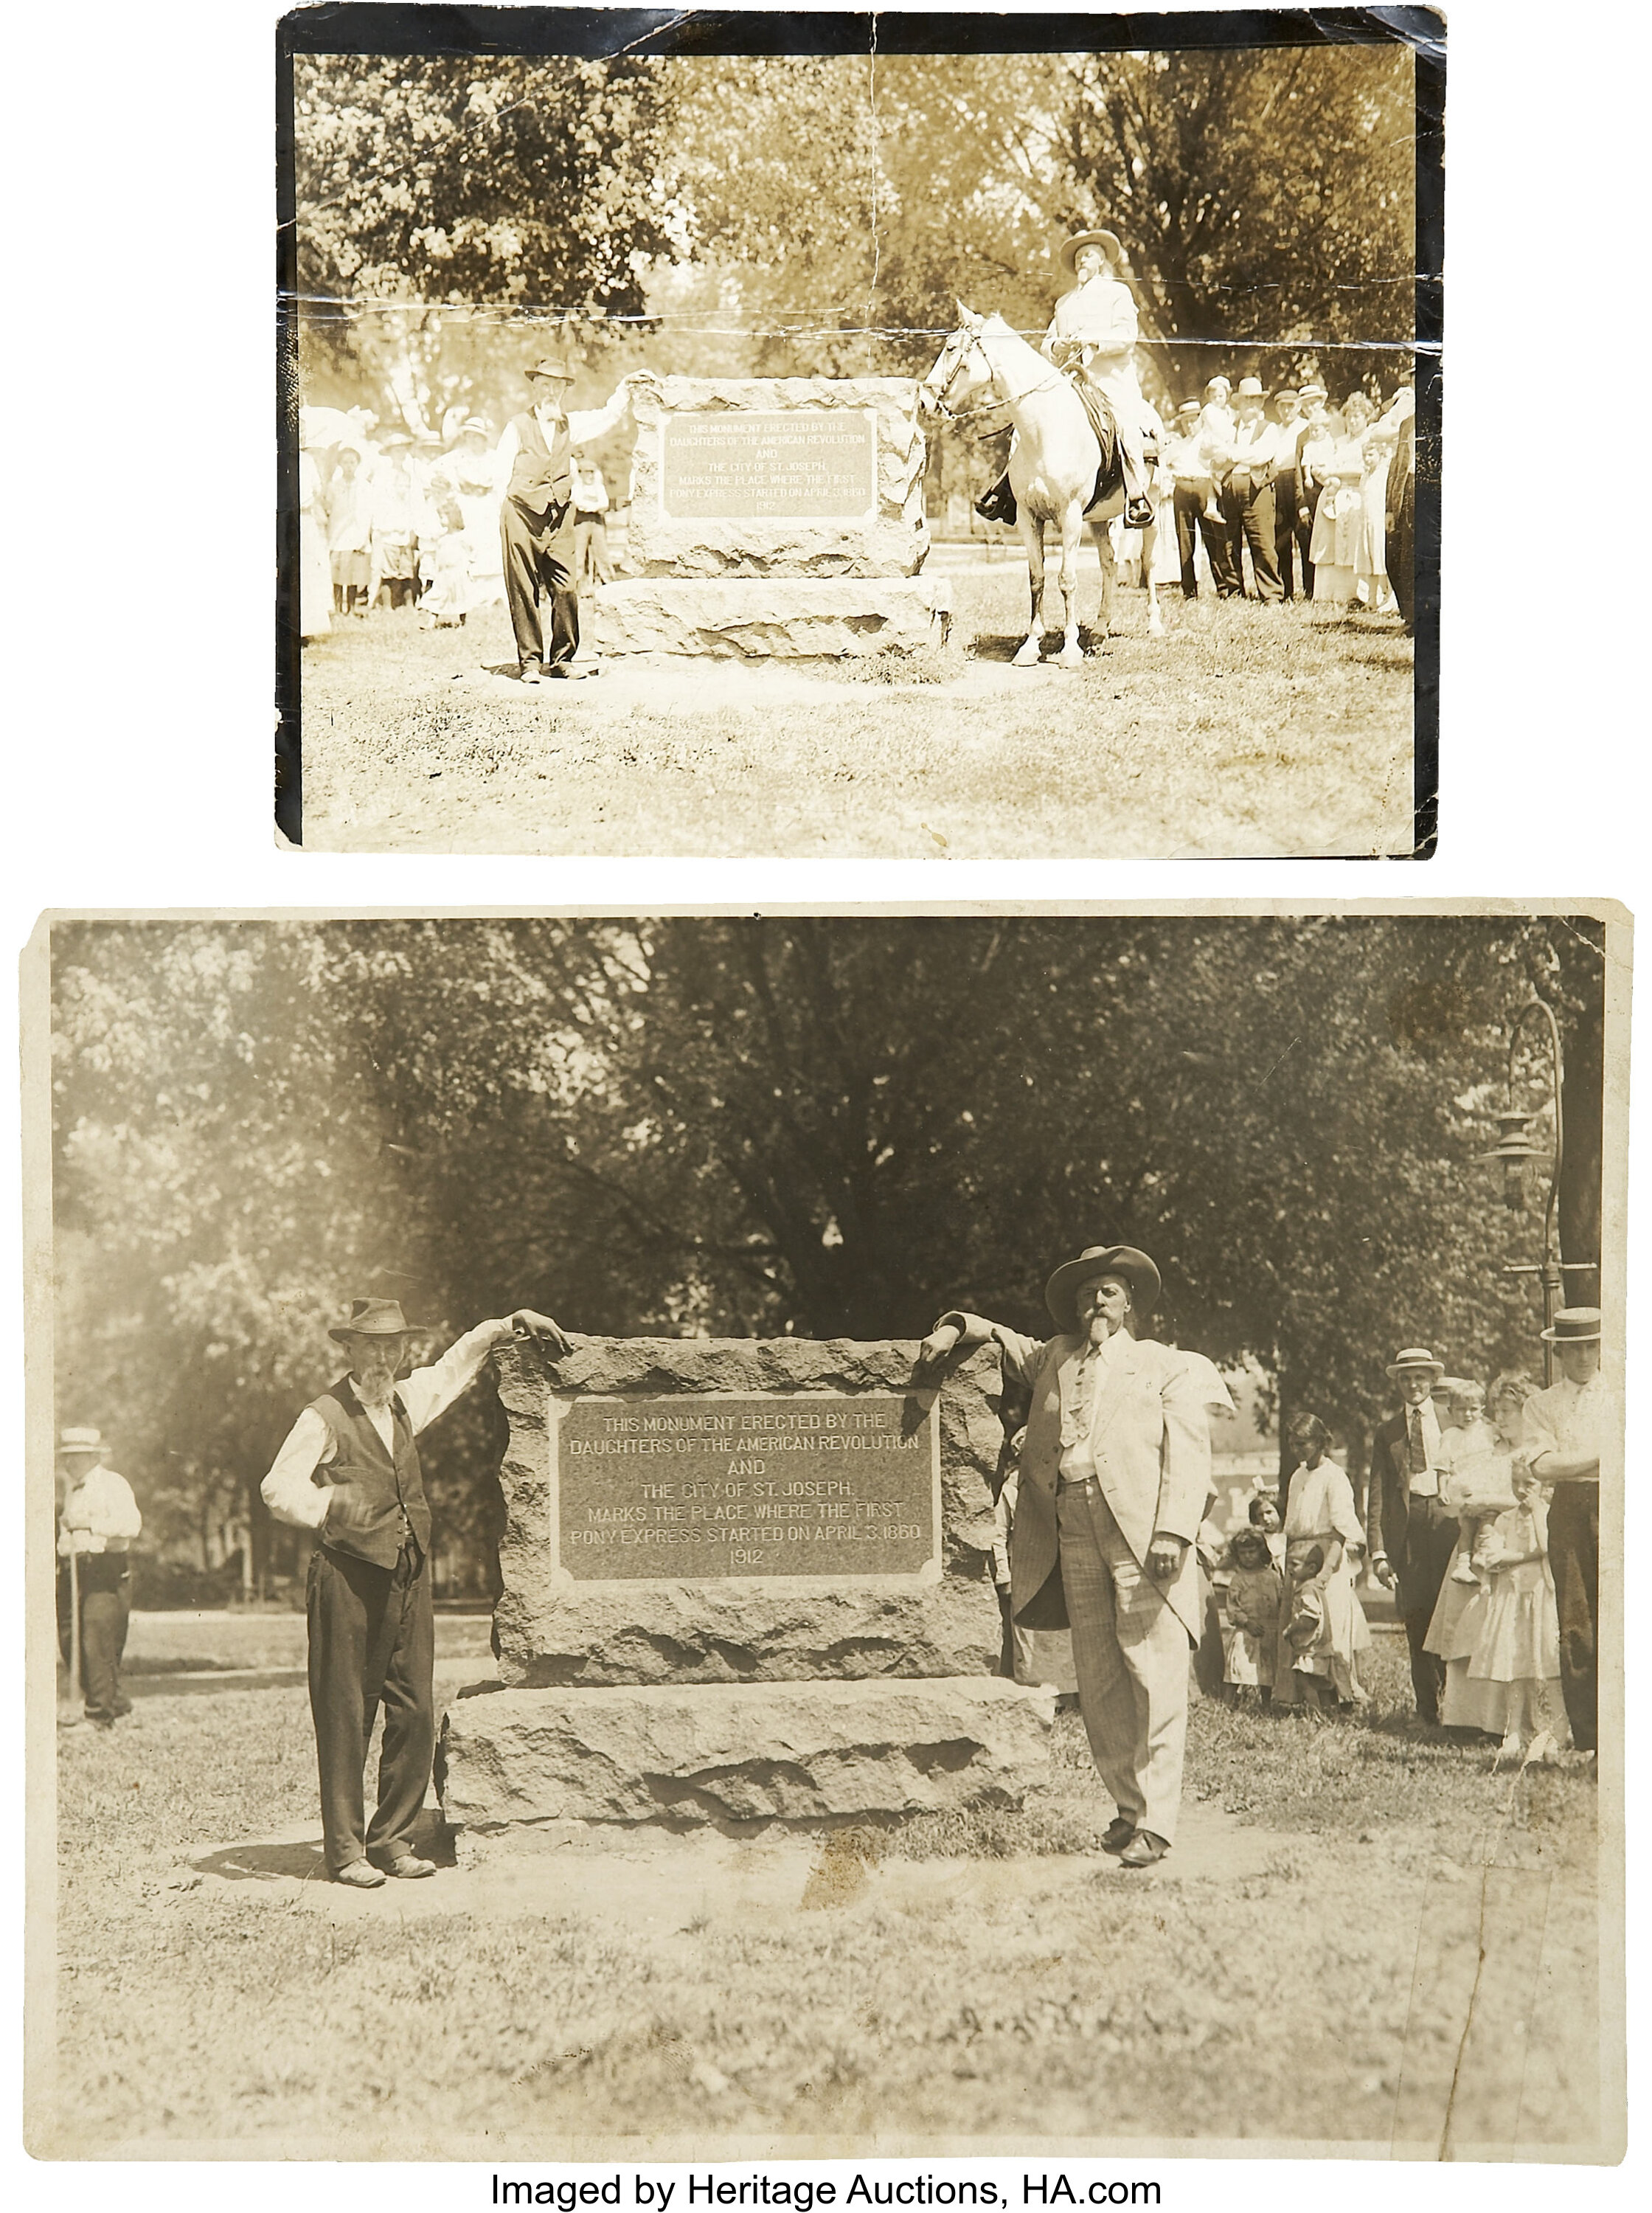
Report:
41,1630,1606,2160
296,558,1415,859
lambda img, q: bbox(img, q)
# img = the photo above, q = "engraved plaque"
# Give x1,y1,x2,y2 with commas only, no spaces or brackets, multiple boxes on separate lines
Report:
554,1393,937,1581
659,412,877,519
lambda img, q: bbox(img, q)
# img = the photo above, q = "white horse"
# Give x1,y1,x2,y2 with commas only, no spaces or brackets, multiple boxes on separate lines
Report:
920,303,1163,667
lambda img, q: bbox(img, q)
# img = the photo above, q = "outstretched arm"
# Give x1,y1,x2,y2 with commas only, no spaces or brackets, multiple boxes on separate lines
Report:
917,1311,1049,1392
401,1311,577,1433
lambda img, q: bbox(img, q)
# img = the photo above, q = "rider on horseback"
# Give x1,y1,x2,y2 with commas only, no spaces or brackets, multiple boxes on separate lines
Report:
1044,229,1158,530
976,228,1159,531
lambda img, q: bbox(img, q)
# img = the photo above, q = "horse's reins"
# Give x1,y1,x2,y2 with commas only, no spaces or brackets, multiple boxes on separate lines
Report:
927,330,1072,438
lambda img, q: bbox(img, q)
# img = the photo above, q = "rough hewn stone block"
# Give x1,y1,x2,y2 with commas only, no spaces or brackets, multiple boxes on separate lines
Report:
491,1337,1004,1689
589,576,948,659
440,1677,1055,1831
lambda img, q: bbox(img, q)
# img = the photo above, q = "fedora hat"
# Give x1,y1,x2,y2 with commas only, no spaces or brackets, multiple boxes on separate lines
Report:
1059,228,1123,274
1539,1306,1601,1345
328,1297,419,1344
1385,1345,1446,1379
526,352,577,382
1235,376,1266,399
1044,1244,1162,1334
60,1426,104,1455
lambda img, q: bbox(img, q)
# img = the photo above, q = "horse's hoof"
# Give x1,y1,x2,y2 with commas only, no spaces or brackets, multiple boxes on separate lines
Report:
1147,612,1166,638
1056,645,1084,670
1011,642,1042,668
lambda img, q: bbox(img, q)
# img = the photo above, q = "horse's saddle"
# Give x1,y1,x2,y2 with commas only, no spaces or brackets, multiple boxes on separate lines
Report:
973,370,1128,527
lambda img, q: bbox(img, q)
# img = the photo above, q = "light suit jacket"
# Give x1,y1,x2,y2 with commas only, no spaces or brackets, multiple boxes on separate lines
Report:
937,1315,1211,1643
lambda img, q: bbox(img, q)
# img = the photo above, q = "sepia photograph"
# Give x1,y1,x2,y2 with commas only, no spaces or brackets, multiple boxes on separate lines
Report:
278,7,1440,858
26,906,1622,2161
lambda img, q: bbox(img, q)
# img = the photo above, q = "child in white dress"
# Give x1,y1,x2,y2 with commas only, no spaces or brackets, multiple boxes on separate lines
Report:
1274,1412,1372,1709
1441,1465,1566,1761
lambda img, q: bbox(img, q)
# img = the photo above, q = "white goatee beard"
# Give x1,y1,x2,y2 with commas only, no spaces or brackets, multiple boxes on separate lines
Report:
1086,1314,1112,1347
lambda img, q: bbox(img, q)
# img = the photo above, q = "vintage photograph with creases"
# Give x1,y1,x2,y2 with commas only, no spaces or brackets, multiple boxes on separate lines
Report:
26,907,1623,2159
278,8,1439,857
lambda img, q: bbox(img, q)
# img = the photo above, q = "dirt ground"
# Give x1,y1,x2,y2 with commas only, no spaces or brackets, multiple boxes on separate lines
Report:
38,1623,1608,2161
294,550,1417,859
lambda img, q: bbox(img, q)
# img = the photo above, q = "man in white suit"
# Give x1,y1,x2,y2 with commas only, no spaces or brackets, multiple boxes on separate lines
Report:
920,1244,1211,1868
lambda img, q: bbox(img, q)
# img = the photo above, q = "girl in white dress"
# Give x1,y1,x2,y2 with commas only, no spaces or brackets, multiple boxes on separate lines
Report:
1274,1413,1372,1708
1441,1465,1566,1760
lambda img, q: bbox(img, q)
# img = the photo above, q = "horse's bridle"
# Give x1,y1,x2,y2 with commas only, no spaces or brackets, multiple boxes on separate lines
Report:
923,325,1068,429
923,326,1007,426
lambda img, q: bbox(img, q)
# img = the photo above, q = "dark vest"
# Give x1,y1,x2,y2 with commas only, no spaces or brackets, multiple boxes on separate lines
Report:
507,409,573,518
308,1376,432,1569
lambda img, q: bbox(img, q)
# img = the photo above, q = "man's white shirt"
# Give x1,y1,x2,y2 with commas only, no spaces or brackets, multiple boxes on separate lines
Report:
58,1466,142,1555
494,389,632,482
262,1320,509,1530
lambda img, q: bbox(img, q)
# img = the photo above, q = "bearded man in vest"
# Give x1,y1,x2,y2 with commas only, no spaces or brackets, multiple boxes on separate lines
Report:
918,1244,1212,1869
493,352,644,682
263,1297,574,1885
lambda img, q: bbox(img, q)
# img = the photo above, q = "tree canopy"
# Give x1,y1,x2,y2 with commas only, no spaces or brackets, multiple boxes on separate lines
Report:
52,917,1602,1590
291,42,1418,432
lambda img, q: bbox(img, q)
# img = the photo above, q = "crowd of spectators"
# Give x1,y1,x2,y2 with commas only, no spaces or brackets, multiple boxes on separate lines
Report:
296,406,613,643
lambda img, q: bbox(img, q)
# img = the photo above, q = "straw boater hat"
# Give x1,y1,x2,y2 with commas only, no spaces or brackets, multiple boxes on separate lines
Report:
60,1426,104,1456
328,1298,419,1344
1540,1306,1601,1345
1044,1244,1162,1334
1385,1345,1446,1380
1059,228,1124,274
1176,398,1201,419
526,352,577,382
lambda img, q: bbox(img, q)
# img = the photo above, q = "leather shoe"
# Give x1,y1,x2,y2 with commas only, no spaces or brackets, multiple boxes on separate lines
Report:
372,1853,437,1880
1118,1829,1170,1869
333,1860,386,1888
1100,1817,1136,1855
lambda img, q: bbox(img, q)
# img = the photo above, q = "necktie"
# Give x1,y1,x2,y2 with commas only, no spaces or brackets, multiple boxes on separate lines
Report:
1406,1407,1428,1475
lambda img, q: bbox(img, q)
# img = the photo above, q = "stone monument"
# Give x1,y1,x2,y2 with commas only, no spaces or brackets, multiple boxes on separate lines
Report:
589,378,951,659
438,1337,1053,1837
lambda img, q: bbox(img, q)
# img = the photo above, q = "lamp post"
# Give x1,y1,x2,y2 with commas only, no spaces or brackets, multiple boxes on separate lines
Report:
1475,997,1592,1385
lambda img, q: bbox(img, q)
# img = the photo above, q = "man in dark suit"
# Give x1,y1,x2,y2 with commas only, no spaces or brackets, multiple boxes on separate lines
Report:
1364,1345,1457,1723
493,353,642,683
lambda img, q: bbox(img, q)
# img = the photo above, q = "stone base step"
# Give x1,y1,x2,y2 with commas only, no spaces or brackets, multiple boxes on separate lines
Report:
440,1675,1053,1832
589,575,951,659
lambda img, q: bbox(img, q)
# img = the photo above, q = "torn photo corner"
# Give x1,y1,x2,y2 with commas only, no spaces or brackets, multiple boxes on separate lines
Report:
24,901,1625,2162
276,7,1441,859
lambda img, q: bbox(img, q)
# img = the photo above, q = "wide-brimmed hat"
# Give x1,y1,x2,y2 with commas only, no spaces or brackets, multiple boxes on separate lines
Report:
1176,398,1201,419
1385,1346,1446,1379
527,353,577,382
1059,228,1123,274
60,1426,104,1455
328,1298,419,1344
460,415,490,437
1540,1306,1601,1345
1299,381,1328,401
1044,1244,1162,1333
1235,376,1266,399
1273,386,1299,401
